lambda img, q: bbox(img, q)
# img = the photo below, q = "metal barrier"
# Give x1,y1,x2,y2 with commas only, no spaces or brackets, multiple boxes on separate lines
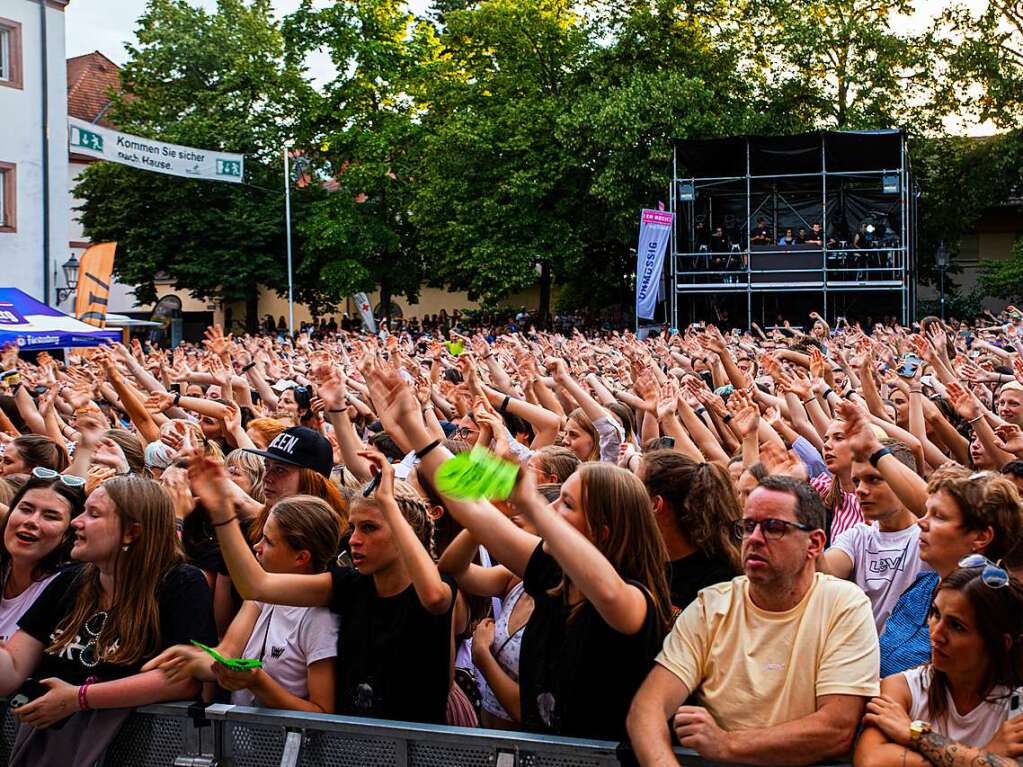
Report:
0,699,856,766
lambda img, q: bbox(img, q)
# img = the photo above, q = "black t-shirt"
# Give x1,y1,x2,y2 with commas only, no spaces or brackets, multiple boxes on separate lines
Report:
666,552,735,613
182,505,228,576
18,564,216,685
518,542,662,741
329,565,456,724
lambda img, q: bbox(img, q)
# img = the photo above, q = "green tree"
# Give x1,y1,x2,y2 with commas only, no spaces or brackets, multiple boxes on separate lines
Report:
556,0,770,314
937,1,1023,129
411,0,593,323
745,0,936,129
284,0,440,318
76,0,315,332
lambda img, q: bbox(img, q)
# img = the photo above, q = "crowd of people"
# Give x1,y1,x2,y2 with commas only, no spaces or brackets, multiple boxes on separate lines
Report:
0,308,1020,766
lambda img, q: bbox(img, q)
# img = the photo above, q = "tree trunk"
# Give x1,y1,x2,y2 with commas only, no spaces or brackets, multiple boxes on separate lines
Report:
538,262,551,330
245,293,259,335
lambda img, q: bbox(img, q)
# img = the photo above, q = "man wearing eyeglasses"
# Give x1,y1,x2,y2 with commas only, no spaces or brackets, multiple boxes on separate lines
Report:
627,476,879,766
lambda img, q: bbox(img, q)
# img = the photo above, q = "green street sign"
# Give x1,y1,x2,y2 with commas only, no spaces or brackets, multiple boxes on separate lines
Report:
71,125,104,152
216,159,242,178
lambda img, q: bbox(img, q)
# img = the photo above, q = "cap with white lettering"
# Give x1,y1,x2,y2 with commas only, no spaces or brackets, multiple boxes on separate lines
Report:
244,426,333,478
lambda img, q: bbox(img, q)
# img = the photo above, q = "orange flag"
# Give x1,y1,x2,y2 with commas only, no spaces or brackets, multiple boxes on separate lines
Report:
73,243,116,328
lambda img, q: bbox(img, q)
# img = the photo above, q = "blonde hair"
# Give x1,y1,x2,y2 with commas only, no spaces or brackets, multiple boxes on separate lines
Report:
225,449,266,504
567,408,600,462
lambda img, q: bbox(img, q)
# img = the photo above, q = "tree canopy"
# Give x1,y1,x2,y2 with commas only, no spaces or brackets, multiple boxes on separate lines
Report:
76,0,1023,324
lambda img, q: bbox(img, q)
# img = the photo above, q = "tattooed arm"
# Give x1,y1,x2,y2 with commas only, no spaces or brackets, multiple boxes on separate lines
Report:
858,676,1023,767
915,729,1021,767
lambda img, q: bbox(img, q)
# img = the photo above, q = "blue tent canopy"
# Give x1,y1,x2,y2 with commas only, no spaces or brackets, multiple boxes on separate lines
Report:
0,288,120,350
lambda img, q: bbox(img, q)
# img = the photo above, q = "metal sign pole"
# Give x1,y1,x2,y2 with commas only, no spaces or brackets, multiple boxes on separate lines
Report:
283,145,295,337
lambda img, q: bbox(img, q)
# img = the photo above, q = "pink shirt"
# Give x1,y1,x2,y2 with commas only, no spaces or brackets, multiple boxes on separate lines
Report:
811,473,863,541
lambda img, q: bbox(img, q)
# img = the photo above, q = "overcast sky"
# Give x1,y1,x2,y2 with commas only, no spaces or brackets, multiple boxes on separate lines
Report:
66,0,995,133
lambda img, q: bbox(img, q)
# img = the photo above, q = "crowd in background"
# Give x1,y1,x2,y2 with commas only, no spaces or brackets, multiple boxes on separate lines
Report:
0,308,1020,766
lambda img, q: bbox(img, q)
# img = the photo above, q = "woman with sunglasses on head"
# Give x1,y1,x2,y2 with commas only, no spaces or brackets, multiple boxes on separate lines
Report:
854,566,1023,767
0,476,216,766
876,465,1023,678
0,470,85,642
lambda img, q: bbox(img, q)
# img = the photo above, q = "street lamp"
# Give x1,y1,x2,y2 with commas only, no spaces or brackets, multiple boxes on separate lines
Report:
56,254,80,304
935,241,948,321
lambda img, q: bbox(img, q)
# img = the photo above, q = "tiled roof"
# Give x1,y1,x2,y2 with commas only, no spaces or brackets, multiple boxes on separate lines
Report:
67,51,121,125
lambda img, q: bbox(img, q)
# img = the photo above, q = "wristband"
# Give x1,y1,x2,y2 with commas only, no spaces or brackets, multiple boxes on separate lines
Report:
78,675,97,711
172,392,182,407
869,447,893,468
823,388,835,399
174,518,184,533
694,407,707,417
416,439,442,461
241,362,256,373
801,397,815,405
327,409,345,413
499,395,511,414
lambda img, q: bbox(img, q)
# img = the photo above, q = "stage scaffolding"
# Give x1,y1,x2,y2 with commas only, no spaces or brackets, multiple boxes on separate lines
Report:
668,130,916,329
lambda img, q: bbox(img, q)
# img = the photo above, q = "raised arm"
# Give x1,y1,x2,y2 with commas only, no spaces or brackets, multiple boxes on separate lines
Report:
361,450,453,615
511,472,650,635
187,453,334,607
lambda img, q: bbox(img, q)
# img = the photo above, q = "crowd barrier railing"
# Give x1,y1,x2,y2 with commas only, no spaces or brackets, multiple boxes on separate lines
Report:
0,699,856,767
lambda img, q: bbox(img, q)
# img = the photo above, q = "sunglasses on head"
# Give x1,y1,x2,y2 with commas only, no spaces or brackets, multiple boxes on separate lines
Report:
31,466,86,488
958,554,1010,589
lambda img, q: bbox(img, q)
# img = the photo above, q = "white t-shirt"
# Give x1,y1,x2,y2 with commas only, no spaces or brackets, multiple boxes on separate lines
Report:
0,572,59,642
904,665,1020,747
232,602,339,708
831,522,929,634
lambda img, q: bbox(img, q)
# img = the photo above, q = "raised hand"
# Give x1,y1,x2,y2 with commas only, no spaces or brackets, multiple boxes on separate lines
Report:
946,380,981,421
145,391,175,414
836,400,882,461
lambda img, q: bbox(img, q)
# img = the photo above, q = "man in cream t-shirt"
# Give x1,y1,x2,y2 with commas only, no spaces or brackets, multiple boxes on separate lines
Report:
627,476,879,767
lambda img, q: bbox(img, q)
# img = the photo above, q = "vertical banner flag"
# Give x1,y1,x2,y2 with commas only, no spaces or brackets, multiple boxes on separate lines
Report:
635,209,674,320
74,243,117,328
352,293,378,334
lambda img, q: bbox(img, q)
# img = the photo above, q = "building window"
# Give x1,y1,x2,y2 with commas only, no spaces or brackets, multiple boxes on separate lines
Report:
0,18,22,90
0,162,15,233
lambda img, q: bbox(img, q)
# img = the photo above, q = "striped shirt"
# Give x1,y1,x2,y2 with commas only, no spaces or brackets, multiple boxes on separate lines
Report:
811,472,863,542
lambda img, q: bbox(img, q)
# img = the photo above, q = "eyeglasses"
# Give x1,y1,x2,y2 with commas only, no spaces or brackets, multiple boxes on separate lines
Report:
31,466,86,488
453,426,476,440
732,517,815,541
958,554,1010,589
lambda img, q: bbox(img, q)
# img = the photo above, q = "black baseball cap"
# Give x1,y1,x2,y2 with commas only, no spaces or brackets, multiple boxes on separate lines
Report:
244,426,333,478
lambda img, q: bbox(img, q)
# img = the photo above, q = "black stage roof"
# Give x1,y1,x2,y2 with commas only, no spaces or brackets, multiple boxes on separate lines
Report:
673,130,904,178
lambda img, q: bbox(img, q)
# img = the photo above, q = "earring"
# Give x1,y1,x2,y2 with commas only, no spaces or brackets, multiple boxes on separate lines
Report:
121,544,130,552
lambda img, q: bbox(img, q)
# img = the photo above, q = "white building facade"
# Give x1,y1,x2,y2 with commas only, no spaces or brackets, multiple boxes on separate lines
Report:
0,0,69,304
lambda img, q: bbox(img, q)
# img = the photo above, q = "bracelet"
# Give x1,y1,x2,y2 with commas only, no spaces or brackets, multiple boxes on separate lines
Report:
241,362,256,373
78,675,97,711
327,408,346,413
415,439,442,461
801,397,815,405
211,515,238,528
910,388,923,394
823,388,835,399
174,518,184,533
499,395,511,414
694,407,707,417
869,447,893,468
968,414,985,424
172,392,182,407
